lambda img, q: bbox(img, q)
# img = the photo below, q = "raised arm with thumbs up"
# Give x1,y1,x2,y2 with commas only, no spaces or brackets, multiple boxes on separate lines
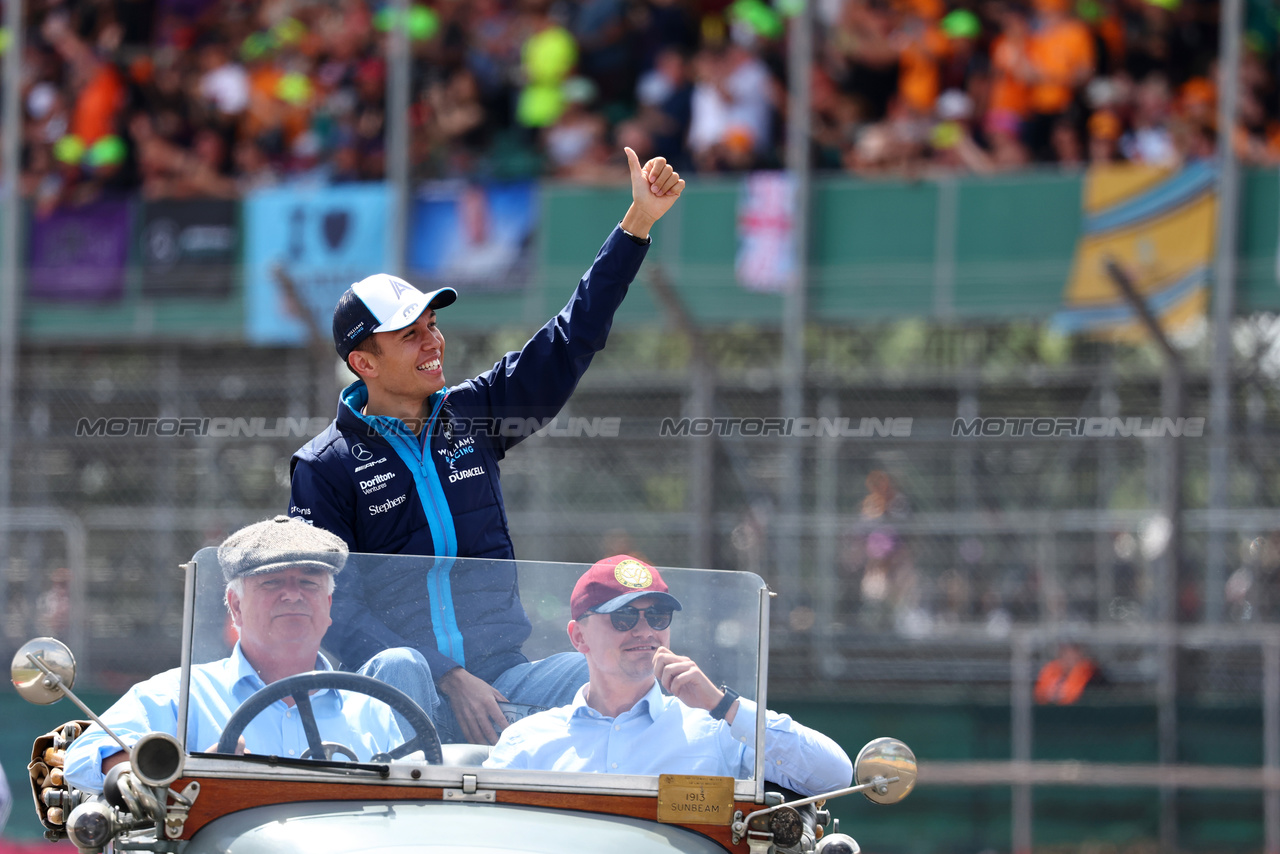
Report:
620,146,686,239
288,148,690,749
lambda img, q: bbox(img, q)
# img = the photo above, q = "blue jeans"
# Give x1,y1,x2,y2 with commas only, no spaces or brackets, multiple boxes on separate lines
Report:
356,648,442,739
359,649,588,744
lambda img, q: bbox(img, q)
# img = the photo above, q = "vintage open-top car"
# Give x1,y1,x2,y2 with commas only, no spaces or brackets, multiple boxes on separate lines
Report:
11,550,915,854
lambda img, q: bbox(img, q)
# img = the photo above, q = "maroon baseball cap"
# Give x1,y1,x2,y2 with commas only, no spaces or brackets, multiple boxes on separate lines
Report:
570,555,683,621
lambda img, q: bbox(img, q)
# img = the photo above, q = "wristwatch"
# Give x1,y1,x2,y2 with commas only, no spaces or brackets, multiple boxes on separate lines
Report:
709,685,739,721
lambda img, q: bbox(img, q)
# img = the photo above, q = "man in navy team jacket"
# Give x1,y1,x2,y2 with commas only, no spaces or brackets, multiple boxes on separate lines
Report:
289,148,685,745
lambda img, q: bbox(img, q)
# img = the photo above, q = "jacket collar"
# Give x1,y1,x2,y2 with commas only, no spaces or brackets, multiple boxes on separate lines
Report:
337,380,448,444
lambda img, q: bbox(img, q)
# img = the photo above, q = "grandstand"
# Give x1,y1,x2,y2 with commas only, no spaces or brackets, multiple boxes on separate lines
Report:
1,0,1280,850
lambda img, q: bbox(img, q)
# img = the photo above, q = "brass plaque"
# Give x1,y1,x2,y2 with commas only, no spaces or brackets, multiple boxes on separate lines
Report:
656,774,736,825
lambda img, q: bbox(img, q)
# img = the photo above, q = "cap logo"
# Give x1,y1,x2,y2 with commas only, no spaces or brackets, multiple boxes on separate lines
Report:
614,560,653,589
400,302,420,319
346,321,365,341
388,278,414,298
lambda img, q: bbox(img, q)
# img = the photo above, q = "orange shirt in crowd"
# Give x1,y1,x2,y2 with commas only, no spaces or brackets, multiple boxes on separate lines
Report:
899,25,949,114
1027,17,1095,114
244,66,312,145
243,66,284,139
1035,657,1097,705
989,33,1031,118
71,64,125,145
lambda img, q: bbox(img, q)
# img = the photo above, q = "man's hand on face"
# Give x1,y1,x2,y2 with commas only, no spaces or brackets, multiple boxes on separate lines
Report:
653,646,735,721
620,147,686,239
438,667,510,745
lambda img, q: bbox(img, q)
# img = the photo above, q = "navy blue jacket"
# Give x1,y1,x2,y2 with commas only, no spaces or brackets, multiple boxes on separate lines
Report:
289,226,648,684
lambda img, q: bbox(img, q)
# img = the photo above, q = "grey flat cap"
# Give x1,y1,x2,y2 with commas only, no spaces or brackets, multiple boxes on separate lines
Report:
218,515,348,582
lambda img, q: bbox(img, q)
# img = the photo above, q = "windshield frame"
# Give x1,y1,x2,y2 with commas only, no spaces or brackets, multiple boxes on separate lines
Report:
174,551,772,803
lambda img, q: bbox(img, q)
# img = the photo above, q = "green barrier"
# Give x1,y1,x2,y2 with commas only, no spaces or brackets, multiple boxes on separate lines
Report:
1238,167,1280,313
772,698,1265,853
9,168,1280,341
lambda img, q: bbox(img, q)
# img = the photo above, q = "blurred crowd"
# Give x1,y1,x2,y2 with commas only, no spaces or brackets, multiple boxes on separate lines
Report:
5,0,1279,207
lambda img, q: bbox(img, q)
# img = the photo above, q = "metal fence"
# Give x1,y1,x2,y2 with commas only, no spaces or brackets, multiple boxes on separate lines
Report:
851,625,1280,854
2,324,1280,850
3,325,1279,682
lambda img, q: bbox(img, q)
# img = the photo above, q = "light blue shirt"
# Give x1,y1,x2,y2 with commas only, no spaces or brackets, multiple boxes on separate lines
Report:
484,681,852,796
0,761,10,835
64,643,402,793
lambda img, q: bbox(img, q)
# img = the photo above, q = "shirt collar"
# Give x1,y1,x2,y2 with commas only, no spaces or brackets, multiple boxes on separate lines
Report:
569,680,669,723
229,642,338,705
634,680,669,722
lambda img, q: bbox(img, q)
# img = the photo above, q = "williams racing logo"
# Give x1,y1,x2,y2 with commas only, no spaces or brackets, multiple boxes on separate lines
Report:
440,435,485,483
437,435,476,465
614,560,653,589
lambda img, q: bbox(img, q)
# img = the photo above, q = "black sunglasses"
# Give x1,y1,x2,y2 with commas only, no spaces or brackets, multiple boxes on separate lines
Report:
591,605,674,632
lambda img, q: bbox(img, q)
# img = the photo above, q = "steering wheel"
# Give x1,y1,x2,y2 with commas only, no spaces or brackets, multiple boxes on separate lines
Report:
215,671,442,764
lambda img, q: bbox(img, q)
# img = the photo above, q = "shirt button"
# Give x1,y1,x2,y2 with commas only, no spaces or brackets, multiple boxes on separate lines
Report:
285,711,292,718
776,759,782,765
611,763,618,769
614,725,620,731
288,750,295,756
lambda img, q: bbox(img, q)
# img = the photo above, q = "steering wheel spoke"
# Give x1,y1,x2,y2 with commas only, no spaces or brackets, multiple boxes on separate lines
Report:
388,736,427,761
292,691,326,758
301,741,360,761
215,671,442,765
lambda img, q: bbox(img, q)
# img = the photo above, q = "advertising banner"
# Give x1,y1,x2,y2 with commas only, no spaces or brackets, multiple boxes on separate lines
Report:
407,181,537,292
1053,162,1215,337
243,183,391,346
28,199,131,302
138,199,238,298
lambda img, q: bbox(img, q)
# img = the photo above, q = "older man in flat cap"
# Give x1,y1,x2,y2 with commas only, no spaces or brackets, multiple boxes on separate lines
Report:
64,516,430,792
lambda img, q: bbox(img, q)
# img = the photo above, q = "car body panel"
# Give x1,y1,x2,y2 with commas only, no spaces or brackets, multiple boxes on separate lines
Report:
186,799,730,854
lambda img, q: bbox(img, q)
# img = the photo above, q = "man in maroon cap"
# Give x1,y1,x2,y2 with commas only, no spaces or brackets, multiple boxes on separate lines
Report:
484,555,852,796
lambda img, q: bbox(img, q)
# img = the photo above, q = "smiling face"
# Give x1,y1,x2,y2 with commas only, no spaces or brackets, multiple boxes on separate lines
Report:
568,594,671,686
349,309,447,409
226,566,334,663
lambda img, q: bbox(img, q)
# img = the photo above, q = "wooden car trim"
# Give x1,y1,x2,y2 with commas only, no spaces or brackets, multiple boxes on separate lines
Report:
175,775,752,852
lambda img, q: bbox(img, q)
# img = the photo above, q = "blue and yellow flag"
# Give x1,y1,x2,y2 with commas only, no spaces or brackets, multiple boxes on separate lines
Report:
1052,161,1215,338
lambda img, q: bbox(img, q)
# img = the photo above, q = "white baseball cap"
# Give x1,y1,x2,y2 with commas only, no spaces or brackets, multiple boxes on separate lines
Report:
332,274,457,360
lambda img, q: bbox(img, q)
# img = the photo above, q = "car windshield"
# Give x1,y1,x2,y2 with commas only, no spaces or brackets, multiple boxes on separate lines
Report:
182,549,766,789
